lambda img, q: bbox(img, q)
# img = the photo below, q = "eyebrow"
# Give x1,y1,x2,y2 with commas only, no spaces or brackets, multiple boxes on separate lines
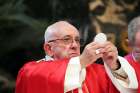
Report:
62,35,80,39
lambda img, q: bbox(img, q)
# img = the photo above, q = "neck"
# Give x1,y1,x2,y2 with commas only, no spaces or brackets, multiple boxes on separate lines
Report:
45,55,54,61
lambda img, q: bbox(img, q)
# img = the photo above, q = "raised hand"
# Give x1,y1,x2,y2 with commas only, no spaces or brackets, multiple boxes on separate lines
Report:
79,42,104,68
101,41,119,70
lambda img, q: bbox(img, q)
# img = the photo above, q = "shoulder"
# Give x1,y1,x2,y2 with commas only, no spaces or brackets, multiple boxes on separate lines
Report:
17,61,38,78
17,59,70,77
124,53,131,59
124,53,134,64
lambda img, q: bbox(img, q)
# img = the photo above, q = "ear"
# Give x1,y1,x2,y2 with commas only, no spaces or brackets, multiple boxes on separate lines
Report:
126,39,132,47
44,43,53,57
126,39,133,51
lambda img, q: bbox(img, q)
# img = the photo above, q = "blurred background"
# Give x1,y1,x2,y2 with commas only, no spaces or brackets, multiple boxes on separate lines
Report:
0,0,140,92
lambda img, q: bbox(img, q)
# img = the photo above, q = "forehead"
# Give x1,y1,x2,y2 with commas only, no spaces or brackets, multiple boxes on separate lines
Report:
55,24,80,38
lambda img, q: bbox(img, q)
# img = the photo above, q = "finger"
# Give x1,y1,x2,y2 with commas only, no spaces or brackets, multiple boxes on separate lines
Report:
104,41,112,46
105,51,116,57
90,53,103,63
103,44,117,53
105,47,116,53
89,48,103,58
89,42,106,52
96,53,103,58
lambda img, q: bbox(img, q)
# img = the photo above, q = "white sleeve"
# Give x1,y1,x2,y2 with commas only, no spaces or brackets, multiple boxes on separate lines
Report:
64,56,86,92
104,56,138,93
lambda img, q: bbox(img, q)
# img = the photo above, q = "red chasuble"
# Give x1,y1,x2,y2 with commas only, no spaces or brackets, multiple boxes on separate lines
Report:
125,53,140,93
15,59,119,93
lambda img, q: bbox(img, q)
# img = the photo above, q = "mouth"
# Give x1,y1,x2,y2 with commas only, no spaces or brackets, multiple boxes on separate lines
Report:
133,52,140,58
70,53,79,57
135,51,140,54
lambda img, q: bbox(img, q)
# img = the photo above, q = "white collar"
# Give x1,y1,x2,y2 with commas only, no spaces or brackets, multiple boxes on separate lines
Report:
45,55,54,61
131,52,137,62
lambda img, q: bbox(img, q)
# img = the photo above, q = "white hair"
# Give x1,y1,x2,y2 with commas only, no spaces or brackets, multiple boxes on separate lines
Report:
44,25,56,42
44,21,78,43
128,16,140,45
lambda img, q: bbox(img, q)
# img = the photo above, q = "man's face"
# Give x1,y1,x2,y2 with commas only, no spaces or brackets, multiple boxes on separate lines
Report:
47,26,80,60
132,31,140,61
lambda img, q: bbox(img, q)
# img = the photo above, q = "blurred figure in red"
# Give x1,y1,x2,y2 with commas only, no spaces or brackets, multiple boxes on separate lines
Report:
125,16,140,93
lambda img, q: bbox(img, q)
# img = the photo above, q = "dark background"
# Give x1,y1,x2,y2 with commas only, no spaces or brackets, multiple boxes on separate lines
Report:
0,0,140,92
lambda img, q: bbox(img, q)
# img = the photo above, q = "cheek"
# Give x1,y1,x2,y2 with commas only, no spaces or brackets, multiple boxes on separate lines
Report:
61,47,70,54
59,46,73,57
55,48,69,59
135,32,140,46
135,40,140,47
54,46,69,55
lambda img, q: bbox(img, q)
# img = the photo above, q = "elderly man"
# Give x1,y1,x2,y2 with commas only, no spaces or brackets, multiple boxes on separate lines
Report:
16,21,137,93
125,16,140,93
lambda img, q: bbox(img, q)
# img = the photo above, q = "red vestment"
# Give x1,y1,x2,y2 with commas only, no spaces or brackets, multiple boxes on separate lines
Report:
125,53,140,93
15,59,119,93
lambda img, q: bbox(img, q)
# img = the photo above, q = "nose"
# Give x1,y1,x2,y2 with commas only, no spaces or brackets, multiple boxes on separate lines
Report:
70,39,80,49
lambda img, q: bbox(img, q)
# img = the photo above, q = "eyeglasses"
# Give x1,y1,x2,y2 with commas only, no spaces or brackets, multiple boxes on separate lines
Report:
48,37,81,45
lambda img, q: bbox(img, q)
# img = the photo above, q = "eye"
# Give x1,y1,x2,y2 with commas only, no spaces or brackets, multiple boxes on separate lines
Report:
75,38,80,43
63,38,71,42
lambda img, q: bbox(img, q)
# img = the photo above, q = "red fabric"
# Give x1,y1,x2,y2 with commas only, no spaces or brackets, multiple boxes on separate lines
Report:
16,59,69,93
15,59,119,93
125,53,140,93
82,64,119,93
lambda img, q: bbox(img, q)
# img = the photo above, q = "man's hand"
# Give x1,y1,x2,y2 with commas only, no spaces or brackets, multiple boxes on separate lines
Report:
79,42,104,68
102,41,119,70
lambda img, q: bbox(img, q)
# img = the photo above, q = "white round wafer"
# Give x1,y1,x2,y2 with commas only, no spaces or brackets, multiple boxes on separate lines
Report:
94,33,107,43
94,33,107,54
